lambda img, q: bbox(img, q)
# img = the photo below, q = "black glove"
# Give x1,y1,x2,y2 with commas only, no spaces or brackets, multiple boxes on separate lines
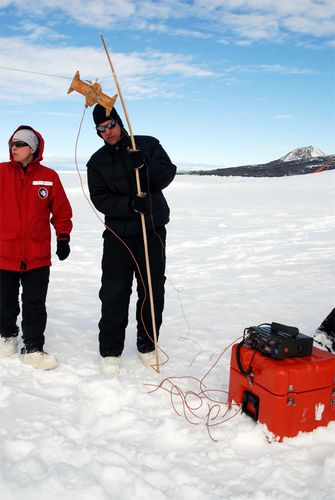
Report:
127,148,145,170
56,235,70,261
130,194,148,214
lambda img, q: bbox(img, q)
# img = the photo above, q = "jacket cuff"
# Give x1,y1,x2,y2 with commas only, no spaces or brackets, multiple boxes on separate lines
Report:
58,233,70,242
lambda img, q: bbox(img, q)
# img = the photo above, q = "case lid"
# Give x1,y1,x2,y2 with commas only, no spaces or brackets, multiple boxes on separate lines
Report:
232,344,335,396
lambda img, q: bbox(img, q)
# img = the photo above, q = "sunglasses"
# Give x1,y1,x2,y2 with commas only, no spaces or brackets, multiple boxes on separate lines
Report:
10,141,29,148
96,120,117,133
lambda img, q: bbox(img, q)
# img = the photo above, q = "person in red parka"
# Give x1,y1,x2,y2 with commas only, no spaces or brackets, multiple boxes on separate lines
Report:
0,125,72,370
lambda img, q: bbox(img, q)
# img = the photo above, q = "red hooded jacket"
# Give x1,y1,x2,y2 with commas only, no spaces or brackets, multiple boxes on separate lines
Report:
0,125,73,272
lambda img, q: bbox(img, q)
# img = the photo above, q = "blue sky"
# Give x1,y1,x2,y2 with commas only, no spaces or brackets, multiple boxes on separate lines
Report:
0,1,334,169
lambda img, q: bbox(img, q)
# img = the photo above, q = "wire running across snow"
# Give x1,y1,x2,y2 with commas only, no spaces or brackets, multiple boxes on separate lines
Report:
146,338,242,442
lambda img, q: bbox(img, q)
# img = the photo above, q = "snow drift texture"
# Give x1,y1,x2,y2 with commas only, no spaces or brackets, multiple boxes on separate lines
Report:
0,171,334,500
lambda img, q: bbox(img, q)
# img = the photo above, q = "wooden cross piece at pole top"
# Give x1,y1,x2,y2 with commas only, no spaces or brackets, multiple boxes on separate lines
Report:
67,70,118,115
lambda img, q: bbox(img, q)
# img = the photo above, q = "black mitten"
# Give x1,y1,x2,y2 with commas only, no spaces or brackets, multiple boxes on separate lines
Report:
56,235,70,261
130,195,148,214
127,148,145,170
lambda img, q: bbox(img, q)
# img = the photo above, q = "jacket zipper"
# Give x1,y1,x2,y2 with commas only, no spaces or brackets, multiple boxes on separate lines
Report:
19,167,28,271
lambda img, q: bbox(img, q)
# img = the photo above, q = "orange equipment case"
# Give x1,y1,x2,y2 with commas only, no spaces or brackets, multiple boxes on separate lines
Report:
228,344,335,440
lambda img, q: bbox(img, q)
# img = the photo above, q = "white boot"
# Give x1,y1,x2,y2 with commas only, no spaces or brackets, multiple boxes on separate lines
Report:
0,337,18,356
22,351,58,370
100,356,121,376
138,350,156,367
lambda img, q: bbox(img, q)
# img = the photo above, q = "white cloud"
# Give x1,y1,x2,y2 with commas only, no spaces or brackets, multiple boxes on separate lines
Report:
194,0,335,42
224,63,318,76
1,0,334,43
20,22,68,41
144,22,213,39
284,15,335,37
219,12,282,42
0,37,214,102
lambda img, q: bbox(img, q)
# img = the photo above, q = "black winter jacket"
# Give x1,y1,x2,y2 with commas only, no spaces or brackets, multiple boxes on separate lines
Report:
87,134,176,237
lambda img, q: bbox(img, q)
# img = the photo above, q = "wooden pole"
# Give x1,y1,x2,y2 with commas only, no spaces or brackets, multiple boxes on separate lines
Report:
100,33,160,372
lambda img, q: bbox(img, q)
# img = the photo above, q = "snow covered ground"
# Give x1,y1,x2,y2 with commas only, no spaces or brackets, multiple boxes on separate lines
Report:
1,171,334,500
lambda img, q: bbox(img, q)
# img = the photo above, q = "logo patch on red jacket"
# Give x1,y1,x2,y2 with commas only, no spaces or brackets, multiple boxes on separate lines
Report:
38,187,49,199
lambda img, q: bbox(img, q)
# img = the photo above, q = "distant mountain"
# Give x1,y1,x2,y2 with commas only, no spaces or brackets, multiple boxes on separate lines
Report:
189,147,335,177
279,146,325,162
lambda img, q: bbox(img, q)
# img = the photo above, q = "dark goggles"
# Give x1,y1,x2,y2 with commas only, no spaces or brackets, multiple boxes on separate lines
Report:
10,141,29,148
96,120,117,133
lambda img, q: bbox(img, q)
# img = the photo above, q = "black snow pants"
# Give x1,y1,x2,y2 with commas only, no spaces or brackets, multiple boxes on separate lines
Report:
98,226,166,357
0,266,50,351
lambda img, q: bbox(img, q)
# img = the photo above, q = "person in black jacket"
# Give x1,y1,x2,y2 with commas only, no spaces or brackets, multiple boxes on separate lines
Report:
87,104,176,375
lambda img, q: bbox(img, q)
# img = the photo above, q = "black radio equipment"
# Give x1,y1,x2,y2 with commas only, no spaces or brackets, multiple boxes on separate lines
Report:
241,322,313,359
